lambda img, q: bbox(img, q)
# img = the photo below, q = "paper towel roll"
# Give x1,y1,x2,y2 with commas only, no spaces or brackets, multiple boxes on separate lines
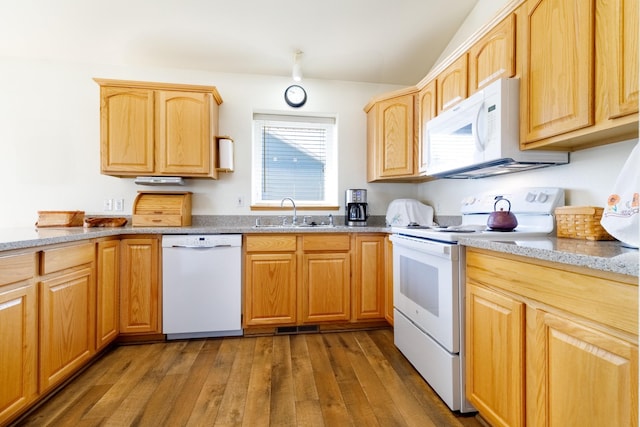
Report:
218,138,234,171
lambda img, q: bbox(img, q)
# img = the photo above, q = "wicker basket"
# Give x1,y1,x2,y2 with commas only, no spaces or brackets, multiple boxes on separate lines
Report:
554,206,615,241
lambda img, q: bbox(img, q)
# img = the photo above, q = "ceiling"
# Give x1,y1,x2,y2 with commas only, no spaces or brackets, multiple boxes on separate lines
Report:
1,0,478,85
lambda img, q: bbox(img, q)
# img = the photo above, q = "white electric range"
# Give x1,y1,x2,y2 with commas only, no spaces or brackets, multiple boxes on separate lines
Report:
389,187,564,413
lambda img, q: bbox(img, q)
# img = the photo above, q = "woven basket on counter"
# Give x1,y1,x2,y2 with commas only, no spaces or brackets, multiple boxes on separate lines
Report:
554,206,615,241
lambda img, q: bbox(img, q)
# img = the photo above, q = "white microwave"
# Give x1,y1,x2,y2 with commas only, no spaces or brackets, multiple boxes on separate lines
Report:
423,78,568,179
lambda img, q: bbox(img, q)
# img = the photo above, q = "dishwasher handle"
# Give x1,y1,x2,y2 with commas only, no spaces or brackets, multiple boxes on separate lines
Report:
169,244,235,249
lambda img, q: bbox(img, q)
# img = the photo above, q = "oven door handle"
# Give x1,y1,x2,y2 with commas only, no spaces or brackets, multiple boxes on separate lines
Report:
390,234,456,259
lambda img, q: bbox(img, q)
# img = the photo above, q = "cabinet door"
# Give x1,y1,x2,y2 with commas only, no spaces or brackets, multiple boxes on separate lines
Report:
244,253,297,326
521,0,595,143
369,93,416,179
96,240,119,350
466,283,525,427
156,90,217,178
604,0,639,119
0,253,37,426
437,54,468,112
302,252,350,323
353,235,385,321
99,86,155,175
530,310,638,427
39,267,95,391
468,14,516,94
417,80,436,174
120,238,160,335
384,235,394,325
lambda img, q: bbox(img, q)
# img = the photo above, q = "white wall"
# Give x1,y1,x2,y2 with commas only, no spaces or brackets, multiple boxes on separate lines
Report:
418,139,638,215
0,57,421,228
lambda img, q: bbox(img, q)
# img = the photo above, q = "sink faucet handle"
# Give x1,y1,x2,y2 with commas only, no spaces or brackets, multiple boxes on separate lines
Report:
303,215,311,225
328,214,334,226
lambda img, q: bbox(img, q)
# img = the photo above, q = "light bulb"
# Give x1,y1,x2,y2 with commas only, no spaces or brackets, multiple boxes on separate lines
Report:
292,51,303,82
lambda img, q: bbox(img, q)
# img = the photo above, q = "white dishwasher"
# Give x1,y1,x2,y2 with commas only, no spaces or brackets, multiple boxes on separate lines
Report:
162,234,243,340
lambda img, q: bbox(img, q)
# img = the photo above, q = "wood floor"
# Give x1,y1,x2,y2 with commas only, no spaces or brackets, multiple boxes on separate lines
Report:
15,329,484,427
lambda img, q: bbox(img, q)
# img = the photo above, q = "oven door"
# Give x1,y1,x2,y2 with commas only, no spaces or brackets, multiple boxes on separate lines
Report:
390,234,460,353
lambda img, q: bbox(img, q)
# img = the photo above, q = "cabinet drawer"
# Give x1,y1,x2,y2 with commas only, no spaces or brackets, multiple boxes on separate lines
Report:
302,235,350,251
132,215,185,227
0,253,35,286
246,235,297,252
40,243,94,275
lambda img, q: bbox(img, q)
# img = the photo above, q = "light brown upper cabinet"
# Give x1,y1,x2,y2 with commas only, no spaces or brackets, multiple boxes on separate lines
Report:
519,0,638,150
417,80,437,174
468,14,516,94
365,89,418,182
520,0,595,144
95,79,223,179
603,0,638,120
437,54,468,113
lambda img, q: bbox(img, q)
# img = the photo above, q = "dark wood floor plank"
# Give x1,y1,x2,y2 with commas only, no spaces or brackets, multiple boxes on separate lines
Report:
186,338,241,425
16,345,139,426
161,338,223,427
290,334,319,402
128,340,205,426
340,331,410,426
353,331,438,427
207,337,255,425
242,336,273,427
99,341,193,425
269,335,297,426
305,334,353,426
368,329,480,427
290,335,324,427
167,340,205,375
44,384,111,427
16,330,485,427
323,333,381,427
80,343,166,421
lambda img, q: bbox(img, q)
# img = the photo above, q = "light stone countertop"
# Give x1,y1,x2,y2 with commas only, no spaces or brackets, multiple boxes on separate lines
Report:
459,236,638,278
0,223,391,252
0,217,636,278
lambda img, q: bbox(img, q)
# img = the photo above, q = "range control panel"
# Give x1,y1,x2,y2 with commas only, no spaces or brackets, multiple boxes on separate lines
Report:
460,187,565,214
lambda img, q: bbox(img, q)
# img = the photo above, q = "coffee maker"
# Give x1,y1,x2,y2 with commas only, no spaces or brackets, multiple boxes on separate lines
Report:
345,189,368,226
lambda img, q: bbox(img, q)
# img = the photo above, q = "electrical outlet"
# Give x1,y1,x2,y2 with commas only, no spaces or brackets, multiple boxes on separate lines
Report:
236,195,244,207
114,198,124,211
103,199,113,211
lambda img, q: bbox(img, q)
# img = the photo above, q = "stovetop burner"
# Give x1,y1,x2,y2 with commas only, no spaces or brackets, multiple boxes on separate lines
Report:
392,187,565,243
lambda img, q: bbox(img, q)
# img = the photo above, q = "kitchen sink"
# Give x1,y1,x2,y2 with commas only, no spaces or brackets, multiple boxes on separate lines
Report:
253,224,336,229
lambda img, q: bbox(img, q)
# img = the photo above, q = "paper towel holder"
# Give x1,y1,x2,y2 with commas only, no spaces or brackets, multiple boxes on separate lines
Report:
216,136,235,172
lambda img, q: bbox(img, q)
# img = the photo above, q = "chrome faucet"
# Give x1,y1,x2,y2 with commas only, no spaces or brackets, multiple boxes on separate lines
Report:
280,197,297,225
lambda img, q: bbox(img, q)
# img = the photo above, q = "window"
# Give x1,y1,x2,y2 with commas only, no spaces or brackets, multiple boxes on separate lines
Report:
252,113,337,207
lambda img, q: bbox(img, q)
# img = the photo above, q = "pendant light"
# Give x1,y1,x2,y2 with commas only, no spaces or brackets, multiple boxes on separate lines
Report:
292,50,303,82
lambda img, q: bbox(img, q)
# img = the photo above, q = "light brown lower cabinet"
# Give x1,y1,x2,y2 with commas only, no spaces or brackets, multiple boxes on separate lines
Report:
383,235,394,325
244,235,298,326
301,234,351,323
244,233,389,329
0,252,38,426
119,237,161,335
465,247,638,427
38,243,96,393
96,239,119,350
352,234,385,321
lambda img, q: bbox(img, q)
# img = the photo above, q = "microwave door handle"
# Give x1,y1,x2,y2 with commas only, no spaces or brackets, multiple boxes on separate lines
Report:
474,101,485,151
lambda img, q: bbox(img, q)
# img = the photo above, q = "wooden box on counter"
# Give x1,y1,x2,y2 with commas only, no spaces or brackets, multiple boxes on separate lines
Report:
132,191,192,226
